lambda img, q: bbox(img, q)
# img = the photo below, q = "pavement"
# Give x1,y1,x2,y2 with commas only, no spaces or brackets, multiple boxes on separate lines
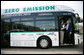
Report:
1,35,83,54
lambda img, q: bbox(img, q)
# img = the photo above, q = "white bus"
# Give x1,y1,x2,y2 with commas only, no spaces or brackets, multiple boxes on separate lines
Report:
1,5,81,48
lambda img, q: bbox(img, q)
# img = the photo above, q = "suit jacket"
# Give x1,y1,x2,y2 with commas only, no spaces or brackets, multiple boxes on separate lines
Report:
65,24,72,32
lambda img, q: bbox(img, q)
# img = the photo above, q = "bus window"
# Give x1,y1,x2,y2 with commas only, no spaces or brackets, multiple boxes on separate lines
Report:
11,22,21,30
36,12,54,20
20,21,35,31
11,18,20,22
11,21,35,32
1,18,11,47
36,16,54,20
21,17,33,21
35,21,56,31
1,19,11,32
3,19,10,22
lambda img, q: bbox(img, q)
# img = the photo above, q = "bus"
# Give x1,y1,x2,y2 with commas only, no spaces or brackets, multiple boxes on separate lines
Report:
1,5,81,48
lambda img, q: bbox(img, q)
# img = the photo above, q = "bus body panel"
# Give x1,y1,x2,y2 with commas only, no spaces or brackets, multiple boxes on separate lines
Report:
10,32,36,47
10,31,59,47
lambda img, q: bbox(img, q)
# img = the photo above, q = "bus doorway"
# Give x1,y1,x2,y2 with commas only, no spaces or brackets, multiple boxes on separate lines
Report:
58,15,75,45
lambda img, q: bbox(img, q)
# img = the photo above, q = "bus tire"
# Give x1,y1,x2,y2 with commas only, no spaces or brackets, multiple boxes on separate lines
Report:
38,37,51,49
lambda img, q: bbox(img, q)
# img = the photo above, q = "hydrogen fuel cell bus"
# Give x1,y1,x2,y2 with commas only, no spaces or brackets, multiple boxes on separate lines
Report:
1,6,81,49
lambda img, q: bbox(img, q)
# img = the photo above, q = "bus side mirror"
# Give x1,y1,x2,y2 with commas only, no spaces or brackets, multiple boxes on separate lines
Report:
77,17,81,23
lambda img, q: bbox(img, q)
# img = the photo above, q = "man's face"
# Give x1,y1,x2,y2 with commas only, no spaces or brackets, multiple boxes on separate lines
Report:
61,22,63,24
67,21,70,24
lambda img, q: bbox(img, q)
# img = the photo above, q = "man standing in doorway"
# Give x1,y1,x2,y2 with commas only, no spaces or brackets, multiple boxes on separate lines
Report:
60,21,66,44
64,20,72,44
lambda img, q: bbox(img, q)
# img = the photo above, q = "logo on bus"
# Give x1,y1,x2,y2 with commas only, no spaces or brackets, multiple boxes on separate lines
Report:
21,33,26,35
47,32,55,35
36,33,44,35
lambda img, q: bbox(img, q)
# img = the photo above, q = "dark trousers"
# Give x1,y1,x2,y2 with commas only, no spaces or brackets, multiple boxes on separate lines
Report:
63,30,72,44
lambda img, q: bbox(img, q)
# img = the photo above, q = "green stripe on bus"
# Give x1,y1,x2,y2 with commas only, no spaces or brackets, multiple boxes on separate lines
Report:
10,31,59,33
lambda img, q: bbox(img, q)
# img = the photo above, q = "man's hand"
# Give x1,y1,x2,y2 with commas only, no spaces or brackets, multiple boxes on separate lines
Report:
64,26,66,28
63,26,66,29
70,32,72,34
61,28,64,30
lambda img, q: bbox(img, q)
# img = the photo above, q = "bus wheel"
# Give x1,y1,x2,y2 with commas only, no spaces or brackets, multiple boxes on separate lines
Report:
38,37,51,49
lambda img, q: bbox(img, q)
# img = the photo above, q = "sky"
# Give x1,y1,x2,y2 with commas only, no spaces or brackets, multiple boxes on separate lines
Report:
1,1,83,20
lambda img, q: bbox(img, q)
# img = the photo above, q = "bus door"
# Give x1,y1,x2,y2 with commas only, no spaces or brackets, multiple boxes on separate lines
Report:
57,14,75,45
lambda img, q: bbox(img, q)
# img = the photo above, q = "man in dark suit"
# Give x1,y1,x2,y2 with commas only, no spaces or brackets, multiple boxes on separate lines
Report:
63,20,72,44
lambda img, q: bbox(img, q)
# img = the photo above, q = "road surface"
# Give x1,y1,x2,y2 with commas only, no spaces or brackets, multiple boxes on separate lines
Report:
1,38,83,54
